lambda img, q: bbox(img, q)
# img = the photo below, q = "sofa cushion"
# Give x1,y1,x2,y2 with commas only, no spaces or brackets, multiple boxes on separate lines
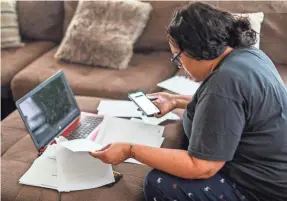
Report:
63,1,78,32
56,0,152,70
1,41,55,97
135,1,287,65
134,1,186,51
212,1,287,65
62,1,287,65
1,96,185,201
1,126,27,156
1,160,55,201
11,47,177,101
17,1,64,42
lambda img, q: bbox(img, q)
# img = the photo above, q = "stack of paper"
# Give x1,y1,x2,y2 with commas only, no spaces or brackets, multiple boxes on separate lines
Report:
139,112,180,125
19,145,58,190
95,116,165,164
97,100,180,125
157,75,200,95
19,140,115,192
97,100,142,117
56,145,114,192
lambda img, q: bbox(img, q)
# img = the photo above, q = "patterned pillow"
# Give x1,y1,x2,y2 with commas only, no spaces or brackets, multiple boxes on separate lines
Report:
1,0,23,49
55,0,152,69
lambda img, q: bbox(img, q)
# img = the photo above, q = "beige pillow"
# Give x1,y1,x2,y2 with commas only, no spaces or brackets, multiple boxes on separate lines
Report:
55,0,152,69
1,0,23,49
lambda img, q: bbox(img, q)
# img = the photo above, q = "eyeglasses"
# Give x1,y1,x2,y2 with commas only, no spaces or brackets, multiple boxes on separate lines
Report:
171,51,182,68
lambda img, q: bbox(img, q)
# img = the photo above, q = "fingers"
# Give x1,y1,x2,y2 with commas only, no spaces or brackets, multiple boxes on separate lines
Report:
146,93,160,98
89,144,111,159
89,150,105,159
152,102,165,118
146,93,161,100
99,144,111,151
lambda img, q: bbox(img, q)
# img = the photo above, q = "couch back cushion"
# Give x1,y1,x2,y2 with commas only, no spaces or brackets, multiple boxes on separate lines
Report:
17,1,64,43
63,1,287,64
136,1,287,65
212,1,287,65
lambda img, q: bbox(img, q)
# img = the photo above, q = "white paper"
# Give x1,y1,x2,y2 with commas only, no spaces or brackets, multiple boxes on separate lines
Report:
95,117,165,149
59,139,103,152
130,117,143,123
157,75,200,95
54,136,68,144
141,112,180,125
97,100,142,117
56,146,115,192
19,145,58,190
125,158,143,165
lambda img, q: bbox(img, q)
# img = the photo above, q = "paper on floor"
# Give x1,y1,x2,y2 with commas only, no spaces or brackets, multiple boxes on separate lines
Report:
97,100,142,117
58,139,103,152
56,146,114,192
157,75,200,95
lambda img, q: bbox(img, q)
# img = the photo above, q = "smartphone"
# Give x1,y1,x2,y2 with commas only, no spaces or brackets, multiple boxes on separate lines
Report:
128,91,161,117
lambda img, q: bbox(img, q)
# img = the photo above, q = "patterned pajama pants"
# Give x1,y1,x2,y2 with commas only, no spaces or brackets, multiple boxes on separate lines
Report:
143,169,249,201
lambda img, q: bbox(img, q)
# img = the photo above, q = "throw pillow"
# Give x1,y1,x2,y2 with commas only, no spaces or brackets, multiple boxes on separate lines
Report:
1,0,23,49
233,12,264,49
55,0,152,69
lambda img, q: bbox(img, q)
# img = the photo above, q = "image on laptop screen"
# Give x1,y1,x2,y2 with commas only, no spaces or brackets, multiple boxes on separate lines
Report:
18,72,79,149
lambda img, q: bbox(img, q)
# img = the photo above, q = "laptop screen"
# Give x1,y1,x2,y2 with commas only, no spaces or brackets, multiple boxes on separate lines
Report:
16,71,80,150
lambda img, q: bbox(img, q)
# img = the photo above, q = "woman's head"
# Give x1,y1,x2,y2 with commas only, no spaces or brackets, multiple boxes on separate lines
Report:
167,2,257,81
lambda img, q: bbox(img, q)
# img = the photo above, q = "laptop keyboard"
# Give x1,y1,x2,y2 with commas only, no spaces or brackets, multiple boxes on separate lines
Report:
66,116,104,140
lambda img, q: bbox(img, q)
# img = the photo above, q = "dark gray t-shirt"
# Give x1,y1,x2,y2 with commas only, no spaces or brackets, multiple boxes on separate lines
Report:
182,47,287,201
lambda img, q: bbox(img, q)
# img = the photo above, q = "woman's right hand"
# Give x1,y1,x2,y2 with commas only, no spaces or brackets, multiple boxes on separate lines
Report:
147,92,178,117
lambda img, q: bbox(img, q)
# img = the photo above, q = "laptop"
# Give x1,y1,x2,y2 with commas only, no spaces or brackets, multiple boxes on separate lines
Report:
16,70,104,153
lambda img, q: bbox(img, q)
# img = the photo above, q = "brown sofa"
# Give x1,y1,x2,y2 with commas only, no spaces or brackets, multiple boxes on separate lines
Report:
1,1,286,102
1,1,287,201
1,96,186,201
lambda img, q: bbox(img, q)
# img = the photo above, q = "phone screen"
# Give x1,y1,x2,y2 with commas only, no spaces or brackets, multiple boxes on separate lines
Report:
129,92,160,116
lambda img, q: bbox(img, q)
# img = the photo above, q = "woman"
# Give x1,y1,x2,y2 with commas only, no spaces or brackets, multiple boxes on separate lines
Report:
90,2,287,201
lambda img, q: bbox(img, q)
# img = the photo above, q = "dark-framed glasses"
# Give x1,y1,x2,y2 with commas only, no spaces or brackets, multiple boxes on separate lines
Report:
171,51,182,68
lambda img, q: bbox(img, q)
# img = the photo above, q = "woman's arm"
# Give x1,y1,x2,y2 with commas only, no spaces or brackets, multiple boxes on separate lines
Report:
148,93,192,117
131,144,225,179
173,95,193,109
90,143,225,180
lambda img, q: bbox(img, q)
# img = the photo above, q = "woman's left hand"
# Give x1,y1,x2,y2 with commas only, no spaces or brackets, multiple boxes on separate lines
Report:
89,143,131,165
